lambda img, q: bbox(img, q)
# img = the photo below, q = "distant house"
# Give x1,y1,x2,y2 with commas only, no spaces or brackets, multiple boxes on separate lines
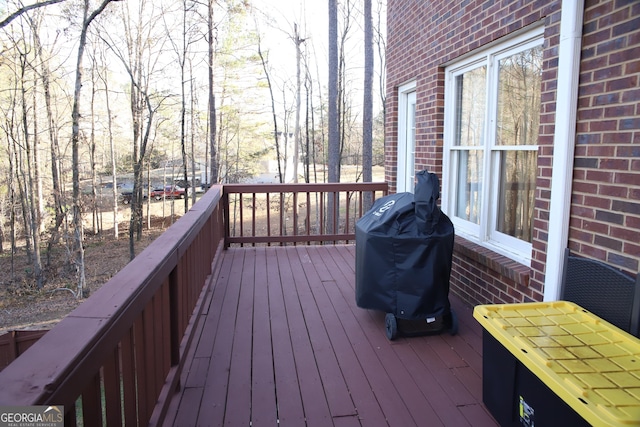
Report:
385,0,639,306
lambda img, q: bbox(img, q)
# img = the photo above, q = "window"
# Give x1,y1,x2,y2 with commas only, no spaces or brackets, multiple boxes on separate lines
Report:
397,81,416,193
443,28,543,264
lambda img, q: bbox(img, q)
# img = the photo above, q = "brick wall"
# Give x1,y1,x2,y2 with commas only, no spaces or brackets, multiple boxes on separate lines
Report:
386,0,561,306
567,0,640,274
386,0,639,306
385,0,640,303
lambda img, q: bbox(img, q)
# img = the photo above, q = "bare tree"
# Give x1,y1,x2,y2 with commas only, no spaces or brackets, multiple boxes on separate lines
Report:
257,40,284,183
327,0,340,235
362,0,373,209
94,47,119,238
2,14,46,288
164,0,201,212
375,0,387,125
27,13,70,265
70,0,121,297
88,55,100,235
328,0,340,185
208,0,218,185
292,23,306,183
98,0,172,257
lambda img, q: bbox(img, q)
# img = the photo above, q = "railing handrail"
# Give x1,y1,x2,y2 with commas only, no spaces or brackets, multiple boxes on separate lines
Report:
223,181,389,193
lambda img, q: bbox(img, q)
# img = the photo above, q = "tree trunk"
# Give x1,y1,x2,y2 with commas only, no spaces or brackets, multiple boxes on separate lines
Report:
89,61,100,235
293,23,304,184
362,0,374,210
257,42,283,183
179,0,189,213
328,0,340,184
328,0,340,234
30,75,44,288
96,54,119,238
190,60,197,206
32,20,67,265
208,0,218,185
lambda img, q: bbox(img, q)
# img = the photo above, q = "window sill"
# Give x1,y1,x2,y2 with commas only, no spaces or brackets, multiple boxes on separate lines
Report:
454,236,531,287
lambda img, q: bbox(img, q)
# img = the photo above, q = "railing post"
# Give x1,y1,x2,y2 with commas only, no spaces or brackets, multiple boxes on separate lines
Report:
222,190,230,248
169,267,180,367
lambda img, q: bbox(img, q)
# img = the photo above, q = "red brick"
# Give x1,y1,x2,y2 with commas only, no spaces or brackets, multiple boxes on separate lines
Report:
624,241,640,258
623,60,640,74
599,158,631,170
599,184,628,198
589,119,618,131
609,222,640,243
582,219,610,234
604,104,635,117
606,75,639,91
586,169,615,182
586,144,616,157
583,28,613,47
615,172,640,186
603,132,633,144
584,195,613,209
595,234,624,251
578,107,604,120
580,245,608,259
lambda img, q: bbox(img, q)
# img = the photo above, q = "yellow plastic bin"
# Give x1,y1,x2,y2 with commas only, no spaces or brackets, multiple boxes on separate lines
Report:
474,301,640,427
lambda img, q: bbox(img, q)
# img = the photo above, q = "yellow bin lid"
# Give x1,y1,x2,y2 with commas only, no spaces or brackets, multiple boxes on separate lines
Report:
474,301,640,427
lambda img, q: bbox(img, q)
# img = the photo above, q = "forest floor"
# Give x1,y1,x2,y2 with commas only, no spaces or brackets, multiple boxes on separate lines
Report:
0,198,188,334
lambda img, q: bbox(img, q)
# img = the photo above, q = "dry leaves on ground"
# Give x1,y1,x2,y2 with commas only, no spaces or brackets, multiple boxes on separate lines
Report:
0,218,168,333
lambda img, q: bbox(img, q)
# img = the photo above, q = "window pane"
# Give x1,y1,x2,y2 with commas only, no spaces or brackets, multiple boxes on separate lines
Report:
455,66,486,147
497,150,537,242
455,149,483,224
496,46,542,146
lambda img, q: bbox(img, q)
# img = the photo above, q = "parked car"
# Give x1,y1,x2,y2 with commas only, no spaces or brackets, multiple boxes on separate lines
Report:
120,186,149,204
151,185,186,201
120,191,148,204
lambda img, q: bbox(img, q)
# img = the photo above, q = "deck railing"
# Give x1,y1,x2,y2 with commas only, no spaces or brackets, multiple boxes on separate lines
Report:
0,185,226,426
0,182,388,426
224,182,388,246
0,330,48,371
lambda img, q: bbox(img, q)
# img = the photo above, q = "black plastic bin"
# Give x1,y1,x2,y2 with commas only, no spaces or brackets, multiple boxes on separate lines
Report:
355,170,456,340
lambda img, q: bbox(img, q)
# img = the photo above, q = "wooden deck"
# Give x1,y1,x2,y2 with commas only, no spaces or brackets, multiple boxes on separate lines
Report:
163,245,498,427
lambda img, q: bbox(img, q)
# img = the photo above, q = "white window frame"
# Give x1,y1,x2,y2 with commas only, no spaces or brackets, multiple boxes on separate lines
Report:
397,81,416,193
442,27,544,265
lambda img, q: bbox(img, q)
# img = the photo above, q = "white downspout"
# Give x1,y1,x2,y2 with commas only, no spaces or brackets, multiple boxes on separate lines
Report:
543,0,584,301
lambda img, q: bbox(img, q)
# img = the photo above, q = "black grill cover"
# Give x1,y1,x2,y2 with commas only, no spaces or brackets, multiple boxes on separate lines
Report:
355,171,455,320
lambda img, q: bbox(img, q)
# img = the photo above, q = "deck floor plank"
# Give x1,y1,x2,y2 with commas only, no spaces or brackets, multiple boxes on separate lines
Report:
266,247,306,427
250,247,279,427
165,245,498,427
223,247,256,426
